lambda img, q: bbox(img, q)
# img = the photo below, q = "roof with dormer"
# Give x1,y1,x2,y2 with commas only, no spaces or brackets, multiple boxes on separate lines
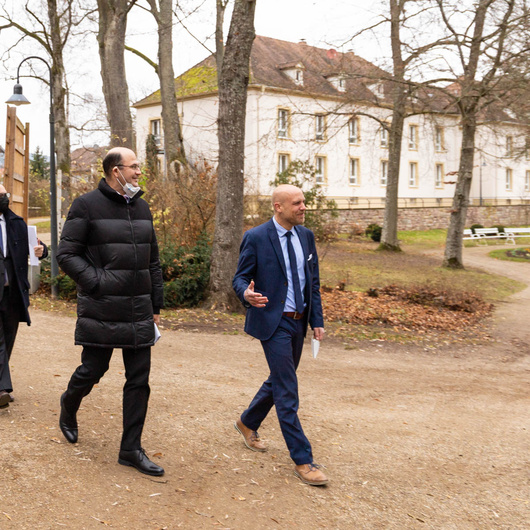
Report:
133,35,393,108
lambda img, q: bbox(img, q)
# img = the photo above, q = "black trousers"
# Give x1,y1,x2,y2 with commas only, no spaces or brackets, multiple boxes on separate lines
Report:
62,345,151,450
0,285,23,393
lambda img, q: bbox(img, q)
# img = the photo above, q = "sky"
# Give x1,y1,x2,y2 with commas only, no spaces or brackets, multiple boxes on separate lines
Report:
0,0,385,157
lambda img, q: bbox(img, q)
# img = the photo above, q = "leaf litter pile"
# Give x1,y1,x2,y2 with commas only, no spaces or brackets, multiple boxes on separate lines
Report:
321,284,493,332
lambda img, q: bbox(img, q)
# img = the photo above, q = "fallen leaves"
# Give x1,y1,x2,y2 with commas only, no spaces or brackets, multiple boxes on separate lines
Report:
322,285,493,332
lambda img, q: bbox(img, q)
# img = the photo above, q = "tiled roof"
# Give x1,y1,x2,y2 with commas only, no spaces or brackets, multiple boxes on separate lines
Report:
133,35,392,107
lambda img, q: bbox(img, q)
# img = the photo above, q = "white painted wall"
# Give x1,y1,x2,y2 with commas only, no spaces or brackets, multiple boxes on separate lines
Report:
135,88,530,205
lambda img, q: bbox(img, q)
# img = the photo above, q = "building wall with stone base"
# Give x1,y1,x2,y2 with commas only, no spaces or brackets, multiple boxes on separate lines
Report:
334,205,530,233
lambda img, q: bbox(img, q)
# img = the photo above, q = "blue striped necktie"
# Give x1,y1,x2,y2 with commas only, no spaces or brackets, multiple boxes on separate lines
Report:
0,219,7,286
285,231,304,314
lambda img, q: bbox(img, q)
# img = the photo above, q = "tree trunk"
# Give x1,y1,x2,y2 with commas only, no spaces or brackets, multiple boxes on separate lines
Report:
97,0,136,149
206,0,256,311
380,0,406,251
47,0,71,213
215,0,227,83
442,113,477,268
147,0,186,168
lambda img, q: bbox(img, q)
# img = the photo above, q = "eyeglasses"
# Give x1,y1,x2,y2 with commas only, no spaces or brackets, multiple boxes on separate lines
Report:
117,164,142,171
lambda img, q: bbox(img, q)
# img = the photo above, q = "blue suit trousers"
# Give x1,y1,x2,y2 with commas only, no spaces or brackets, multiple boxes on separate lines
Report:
241,315,313,465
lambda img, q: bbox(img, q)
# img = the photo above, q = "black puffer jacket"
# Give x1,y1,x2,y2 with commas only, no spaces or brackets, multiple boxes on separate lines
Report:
57,178,164,348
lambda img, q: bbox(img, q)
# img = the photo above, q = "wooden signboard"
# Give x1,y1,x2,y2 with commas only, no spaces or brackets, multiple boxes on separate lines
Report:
4,106,30,222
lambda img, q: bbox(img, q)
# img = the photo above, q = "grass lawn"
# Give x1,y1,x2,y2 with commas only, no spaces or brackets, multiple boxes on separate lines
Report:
489,247,530,263
319,232,524,303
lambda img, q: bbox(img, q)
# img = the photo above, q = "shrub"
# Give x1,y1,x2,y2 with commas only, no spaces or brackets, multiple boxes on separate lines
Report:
470,223,483,234
365,223,382,242
159,232,211,308
38,258,77,300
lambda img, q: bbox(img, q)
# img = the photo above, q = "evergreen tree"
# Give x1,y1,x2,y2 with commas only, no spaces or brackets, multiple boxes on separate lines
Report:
30,146,50,180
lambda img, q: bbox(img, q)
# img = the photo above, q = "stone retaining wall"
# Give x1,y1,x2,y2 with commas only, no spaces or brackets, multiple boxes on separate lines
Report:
336,204,530,232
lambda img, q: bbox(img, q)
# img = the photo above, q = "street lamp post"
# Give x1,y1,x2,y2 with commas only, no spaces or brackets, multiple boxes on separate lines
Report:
6,56,59,298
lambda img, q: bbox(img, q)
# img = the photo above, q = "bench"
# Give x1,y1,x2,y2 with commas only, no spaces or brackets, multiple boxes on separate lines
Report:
463,227,515,245
504,227,530,240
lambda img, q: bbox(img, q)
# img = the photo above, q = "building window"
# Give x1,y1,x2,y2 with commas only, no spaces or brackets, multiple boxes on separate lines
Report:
380,160,388,186
435,164,444,188
278,153,290,174
435,126,444,151
380,127,388,148
315,115,326,141
349,158,359,185
505,168,512,191
409,124,418,150
505,136,513,157
526,139,530,161
315,156,326,184
278,109,289,138
295,70,303,84
409,162,418,187
525,170,530,192
339,78,346,90
348,117,360,144
150,119,162,147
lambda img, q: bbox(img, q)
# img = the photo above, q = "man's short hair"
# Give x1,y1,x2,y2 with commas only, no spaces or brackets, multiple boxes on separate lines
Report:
102,151,123,178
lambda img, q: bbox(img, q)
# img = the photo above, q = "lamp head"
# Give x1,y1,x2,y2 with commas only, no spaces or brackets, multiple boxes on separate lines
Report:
6,83,31,106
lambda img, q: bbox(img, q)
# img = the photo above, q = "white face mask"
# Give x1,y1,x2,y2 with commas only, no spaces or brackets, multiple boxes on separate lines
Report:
116,168,141,198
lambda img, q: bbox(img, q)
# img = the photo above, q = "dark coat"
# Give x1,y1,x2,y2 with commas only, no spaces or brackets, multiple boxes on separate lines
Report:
232,218,324,341
0,209,48,325
57,178,164,349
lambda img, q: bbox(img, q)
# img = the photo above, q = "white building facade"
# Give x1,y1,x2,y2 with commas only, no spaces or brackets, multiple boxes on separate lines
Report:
134,36,530,213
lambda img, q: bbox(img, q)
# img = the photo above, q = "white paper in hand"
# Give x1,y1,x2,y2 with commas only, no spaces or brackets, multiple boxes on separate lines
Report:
311,338,320,359
27,226,39,266
154,323,161,344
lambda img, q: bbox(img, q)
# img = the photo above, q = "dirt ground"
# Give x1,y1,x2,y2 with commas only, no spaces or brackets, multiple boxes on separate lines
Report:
1,246,529,529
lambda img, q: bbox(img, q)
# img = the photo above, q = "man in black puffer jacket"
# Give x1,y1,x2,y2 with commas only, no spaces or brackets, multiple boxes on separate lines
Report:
57,147,165,476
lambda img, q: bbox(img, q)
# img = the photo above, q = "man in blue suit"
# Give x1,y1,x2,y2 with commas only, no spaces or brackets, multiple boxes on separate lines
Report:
233,184,328,486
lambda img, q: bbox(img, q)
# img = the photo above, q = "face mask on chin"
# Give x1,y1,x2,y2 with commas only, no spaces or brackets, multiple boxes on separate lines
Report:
0,195,9,214
116,168,141,199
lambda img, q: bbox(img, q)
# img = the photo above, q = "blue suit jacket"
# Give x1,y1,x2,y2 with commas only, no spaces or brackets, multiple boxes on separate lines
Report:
233,218,324,341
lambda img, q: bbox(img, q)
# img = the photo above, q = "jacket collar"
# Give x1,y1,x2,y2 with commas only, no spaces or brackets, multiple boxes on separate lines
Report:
98,178,144,203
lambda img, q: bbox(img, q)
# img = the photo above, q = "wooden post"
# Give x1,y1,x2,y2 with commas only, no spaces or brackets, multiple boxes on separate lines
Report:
4,106,30,221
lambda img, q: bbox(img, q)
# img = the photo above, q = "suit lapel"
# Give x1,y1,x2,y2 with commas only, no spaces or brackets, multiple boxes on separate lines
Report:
267,219,288,278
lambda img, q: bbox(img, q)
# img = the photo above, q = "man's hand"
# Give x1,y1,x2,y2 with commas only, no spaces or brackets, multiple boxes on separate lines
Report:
153,314,160,326
34,239,44,258
244,280,269,308
313,327,325,341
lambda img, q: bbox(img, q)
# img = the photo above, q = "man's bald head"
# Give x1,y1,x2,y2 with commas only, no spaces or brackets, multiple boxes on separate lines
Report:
102,147,136,178
272,184,306,230
272,184,302,208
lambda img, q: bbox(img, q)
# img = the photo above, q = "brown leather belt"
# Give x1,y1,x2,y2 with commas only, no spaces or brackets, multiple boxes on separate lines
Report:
283,311,305,320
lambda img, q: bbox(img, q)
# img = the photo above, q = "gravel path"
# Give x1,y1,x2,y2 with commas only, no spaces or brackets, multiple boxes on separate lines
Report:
0,245,528,529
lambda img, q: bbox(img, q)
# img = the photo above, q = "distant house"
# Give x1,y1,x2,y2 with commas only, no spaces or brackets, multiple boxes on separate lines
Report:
133,36,530,211
70,145,108,184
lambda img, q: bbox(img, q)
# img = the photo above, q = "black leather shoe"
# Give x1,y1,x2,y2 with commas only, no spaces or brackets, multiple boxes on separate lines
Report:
59,393,78,444
118,448,164,476
0,390,10,408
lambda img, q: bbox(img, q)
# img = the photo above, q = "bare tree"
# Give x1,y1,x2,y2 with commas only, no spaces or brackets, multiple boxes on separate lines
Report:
0,0,90,202
96,0,136,148
436,0,529,268
215,0,228,81
143,0,186,166
206,0,256,310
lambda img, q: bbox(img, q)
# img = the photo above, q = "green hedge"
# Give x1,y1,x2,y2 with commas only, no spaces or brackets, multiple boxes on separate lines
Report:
39,234,212,308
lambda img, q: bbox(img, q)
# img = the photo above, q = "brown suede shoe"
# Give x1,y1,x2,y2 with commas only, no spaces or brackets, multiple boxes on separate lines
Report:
234,418,267,452
294,463,329,486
